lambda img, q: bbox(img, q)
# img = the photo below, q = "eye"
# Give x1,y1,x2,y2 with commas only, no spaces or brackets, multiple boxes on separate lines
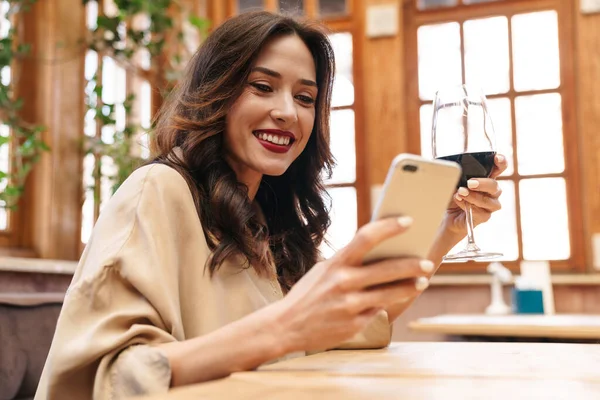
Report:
296,95,315,105
249,82,272,92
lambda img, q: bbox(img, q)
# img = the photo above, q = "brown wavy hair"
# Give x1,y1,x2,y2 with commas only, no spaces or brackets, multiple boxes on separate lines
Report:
149,11,335,291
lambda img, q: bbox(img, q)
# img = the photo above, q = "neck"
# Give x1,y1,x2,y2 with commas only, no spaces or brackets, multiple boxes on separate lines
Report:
225,156,262,201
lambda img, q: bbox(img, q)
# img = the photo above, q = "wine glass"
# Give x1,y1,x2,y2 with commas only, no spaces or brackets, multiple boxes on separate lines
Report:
432,84,502,262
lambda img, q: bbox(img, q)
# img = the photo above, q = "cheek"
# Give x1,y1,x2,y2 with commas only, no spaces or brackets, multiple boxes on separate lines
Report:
299,108,316,142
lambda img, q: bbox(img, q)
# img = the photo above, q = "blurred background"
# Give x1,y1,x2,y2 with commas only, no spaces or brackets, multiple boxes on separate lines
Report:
1,1,600,394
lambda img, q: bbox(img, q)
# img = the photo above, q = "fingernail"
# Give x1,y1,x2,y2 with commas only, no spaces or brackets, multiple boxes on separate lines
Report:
397,216,414,227
420,260,435,273
467,180,479,189
458,187,469,196
415,277,429,291
496,154,505,163
455,193,463,202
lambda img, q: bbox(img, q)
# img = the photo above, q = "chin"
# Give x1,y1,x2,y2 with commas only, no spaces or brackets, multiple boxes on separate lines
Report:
260,163,291,177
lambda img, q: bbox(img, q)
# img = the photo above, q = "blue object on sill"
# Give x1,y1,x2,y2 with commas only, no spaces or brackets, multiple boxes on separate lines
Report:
512,288,544,314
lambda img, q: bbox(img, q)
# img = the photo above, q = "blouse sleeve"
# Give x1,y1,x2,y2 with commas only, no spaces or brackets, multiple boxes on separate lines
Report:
36,164,200,400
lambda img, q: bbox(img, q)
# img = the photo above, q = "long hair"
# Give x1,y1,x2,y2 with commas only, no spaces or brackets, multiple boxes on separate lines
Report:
150,11,335,291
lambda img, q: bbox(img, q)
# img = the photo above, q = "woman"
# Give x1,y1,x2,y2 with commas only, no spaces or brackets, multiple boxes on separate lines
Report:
36,11,506,399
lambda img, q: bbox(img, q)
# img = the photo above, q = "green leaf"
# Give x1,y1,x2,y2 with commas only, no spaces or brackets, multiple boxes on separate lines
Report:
188,15,210,31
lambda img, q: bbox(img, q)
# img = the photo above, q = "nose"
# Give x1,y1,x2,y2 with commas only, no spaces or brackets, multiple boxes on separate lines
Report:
270,93,298,127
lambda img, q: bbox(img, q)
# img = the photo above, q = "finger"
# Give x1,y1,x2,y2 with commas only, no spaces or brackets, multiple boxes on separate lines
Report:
455,190,501,212
489,154,508,179
338,258,434,291
356,277,430,310
338,216,414,265
466,178,502,197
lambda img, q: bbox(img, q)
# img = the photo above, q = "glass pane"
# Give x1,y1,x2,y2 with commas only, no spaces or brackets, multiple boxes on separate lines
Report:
512,11,560,92
102,57,126,105
0,207,6,230
417,22,462,100
140,81,152,130
520,178,570,260
1,66,9,86
238,0,263,12
330,32,354,108
326,109,356,184
86,0,98,30
85,50,98,81
419,104,433,157
446,181,519,262
464,16,509,95
279,0,303,15
320,187,357,259
0,2,9,230
84,109,96,137
515,93,564,175
487,97,513,176
0,125,9,230
418,0,457,10
81,153,96,243
0,1,10,37
100,155,117,211
319,0,347,16
139,81,152,159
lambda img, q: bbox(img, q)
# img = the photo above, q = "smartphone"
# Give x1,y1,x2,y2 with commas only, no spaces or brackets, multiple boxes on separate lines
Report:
363,153,462,264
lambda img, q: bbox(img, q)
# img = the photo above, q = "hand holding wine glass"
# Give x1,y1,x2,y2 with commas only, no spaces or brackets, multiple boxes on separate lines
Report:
432,84,507,262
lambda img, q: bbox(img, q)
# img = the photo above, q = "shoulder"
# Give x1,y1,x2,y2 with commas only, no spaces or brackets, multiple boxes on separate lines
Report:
95,163,197,234
126,163,190,194
111,163,193,208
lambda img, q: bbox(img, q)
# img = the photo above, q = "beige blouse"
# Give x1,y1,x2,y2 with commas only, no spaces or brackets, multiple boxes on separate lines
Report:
35,163,391,400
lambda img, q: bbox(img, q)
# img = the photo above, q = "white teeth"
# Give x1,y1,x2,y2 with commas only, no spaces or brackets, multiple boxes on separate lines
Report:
256,132,292,146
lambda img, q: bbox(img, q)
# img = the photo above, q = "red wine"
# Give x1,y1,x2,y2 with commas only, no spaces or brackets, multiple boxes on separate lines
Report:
437,151,496,188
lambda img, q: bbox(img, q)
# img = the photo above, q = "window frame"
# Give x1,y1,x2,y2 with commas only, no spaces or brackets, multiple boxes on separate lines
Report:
404,0,584,273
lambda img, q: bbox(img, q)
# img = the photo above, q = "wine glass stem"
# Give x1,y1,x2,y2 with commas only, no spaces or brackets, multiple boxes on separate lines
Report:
465,203,477,247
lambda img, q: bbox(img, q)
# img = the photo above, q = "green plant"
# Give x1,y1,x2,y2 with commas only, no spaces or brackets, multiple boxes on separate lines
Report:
0,0,49,209
83,0,209,198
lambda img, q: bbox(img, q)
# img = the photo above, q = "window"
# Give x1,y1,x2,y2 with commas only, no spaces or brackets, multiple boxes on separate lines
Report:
0,0,11,232
226,0,361,257
405,0,582,271
81,0,152,245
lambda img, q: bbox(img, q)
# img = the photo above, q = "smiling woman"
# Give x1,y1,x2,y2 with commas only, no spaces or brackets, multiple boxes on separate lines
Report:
35,10,501,400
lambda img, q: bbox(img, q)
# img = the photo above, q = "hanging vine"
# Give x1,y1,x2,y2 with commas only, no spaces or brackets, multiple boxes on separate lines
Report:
0,0,49,209
83,0,209,197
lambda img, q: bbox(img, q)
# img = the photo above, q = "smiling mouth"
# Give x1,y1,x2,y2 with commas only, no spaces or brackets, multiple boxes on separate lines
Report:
253,131,295,146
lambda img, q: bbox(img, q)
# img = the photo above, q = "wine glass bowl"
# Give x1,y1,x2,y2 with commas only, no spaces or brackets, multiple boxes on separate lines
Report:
432,84,502,262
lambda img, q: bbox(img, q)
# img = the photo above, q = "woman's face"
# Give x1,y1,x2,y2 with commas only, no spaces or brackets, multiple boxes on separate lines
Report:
224,34,317,183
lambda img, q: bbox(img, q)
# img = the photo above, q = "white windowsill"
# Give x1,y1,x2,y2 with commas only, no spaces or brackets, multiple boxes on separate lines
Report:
0,257,78,275
1,256,600,286
430,273,600,286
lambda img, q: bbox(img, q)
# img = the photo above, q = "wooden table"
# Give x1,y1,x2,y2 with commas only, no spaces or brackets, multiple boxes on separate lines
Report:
409,314,600,340
138,342,600,399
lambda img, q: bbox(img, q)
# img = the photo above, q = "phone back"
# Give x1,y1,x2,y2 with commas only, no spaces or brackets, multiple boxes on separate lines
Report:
363,154,461,264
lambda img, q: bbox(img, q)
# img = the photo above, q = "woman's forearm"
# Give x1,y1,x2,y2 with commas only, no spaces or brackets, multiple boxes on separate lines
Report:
156,302,291,387
426,221,465,268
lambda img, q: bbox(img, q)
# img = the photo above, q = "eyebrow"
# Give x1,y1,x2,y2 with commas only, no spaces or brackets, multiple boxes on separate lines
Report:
251,66,318,88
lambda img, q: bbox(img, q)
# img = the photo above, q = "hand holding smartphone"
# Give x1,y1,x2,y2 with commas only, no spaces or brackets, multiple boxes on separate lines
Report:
363,154,461,264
